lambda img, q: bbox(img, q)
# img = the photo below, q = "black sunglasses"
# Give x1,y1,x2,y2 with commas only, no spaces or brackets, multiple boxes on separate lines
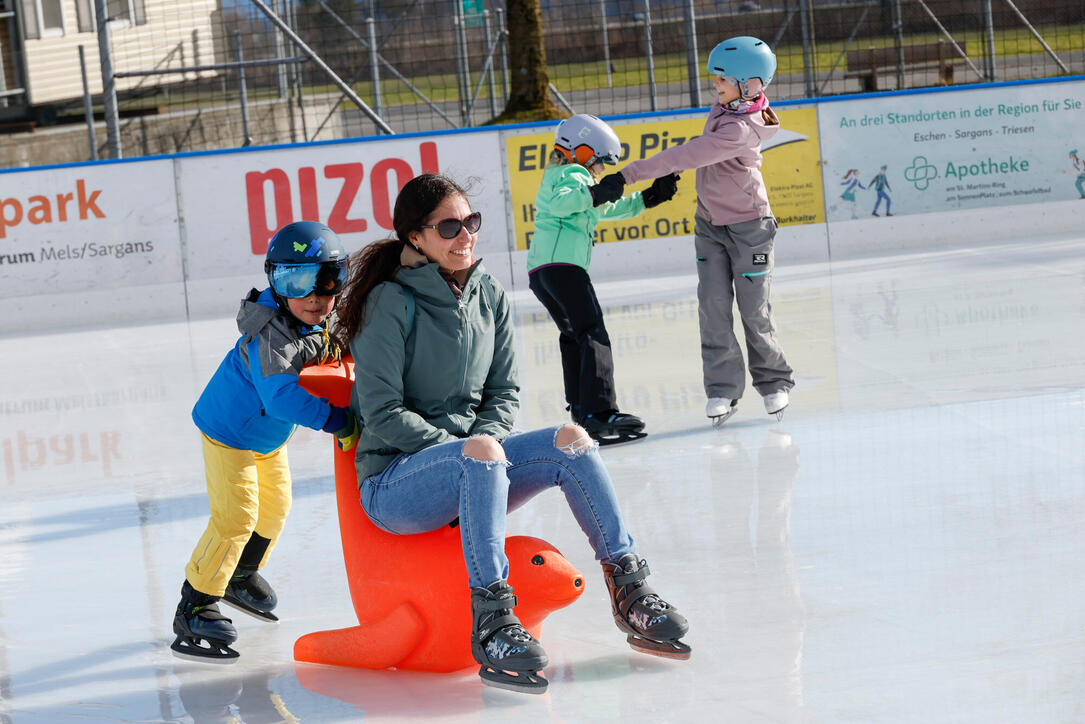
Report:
419,211,482,239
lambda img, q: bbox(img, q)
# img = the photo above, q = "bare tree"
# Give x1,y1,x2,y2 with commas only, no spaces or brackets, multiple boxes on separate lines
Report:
490,0,561,123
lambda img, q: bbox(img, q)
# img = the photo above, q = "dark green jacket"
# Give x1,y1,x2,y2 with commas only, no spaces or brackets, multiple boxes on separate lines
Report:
348,256,518,482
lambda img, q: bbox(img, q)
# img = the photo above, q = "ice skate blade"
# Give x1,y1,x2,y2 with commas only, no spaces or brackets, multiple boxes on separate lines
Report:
710,410,737,427
767,403,788,420
170,636,239,664
593,431,648,447
478,665,548,694
626,634,692,660
221,594,279,622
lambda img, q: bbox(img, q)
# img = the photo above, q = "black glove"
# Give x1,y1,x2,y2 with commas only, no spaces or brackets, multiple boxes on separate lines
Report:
641,173,680,209
589,172,625,207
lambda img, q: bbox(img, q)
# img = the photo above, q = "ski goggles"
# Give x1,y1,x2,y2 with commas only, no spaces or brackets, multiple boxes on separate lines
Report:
267,260,347,298
418,211,482,239
590,149,621,166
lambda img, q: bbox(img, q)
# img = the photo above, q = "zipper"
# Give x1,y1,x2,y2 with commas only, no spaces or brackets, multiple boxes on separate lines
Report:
741,270,770,282
454,298,470,409
447,264,480,412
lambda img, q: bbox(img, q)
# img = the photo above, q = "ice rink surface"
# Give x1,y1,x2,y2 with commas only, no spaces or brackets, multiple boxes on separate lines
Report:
1,233,1083,723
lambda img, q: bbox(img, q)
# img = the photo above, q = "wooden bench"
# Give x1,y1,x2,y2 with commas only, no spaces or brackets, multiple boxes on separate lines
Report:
845,40,967,92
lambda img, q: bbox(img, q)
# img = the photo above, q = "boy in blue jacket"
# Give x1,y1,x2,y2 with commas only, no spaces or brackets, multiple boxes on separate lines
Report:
170,221,359,663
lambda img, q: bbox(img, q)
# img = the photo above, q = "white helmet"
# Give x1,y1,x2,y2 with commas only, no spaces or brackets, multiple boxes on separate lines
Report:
554,114,622,167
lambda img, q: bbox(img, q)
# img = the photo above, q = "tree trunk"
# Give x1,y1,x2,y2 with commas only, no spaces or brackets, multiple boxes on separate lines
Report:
489,0,562,124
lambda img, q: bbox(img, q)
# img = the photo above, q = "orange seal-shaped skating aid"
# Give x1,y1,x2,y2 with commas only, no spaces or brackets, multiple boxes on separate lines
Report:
294,361,585,672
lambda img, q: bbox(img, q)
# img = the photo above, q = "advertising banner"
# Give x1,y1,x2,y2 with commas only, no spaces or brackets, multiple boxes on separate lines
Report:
176,131,509,315
817,80,1085,221
0,161,182,296
1,77,1080,335
503,106,824,253
0,160,184,333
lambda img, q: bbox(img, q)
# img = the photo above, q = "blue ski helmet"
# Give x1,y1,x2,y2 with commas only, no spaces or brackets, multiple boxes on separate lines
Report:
264,221,348,298
706,36,777,89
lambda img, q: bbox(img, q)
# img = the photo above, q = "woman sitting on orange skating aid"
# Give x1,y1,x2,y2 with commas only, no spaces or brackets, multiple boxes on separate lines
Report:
335,173,690,694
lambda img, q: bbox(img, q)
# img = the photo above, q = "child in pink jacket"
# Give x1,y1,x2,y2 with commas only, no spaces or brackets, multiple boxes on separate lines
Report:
601,36,794,426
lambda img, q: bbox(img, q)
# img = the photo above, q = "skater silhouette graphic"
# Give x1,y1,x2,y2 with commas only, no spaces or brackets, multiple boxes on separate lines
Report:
1070,149,1085,199
869,165,893,216
836,169,865,219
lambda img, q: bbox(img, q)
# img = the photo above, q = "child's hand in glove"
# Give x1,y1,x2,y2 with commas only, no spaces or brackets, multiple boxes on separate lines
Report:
641,173,680,208
323,406,359,452
589,172,626,207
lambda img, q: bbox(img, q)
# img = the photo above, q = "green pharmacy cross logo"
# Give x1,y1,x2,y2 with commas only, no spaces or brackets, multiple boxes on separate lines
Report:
905,156,939,191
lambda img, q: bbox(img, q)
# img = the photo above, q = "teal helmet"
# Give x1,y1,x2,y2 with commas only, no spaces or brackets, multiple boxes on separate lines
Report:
706,36,777,90
264,221,347,298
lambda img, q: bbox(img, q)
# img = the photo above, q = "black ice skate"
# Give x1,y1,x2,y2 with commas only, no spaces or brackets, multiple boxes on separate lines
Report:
580,410,647,446
222,569,279,622
171,580,239,663
602,554,691,660
470,580,549,694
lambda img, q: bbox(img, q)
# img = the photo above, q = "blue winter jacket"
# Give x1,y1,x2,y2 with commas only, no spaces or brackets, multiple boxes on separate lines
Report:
192,288,336,453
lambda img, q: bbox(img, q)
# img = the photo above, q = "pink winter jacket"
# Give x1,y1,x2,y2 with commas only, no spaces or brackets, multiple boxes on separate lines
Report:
619,101,780,226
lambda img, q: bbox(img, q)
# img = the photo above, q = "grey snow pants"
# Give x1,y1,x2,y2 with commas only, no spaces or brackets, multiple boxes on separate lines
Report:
694,215,794,400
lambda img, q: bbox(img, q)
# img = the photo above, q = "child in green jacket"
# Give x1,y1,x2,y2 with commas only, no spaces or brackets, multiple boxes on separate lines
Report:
526,113,678,445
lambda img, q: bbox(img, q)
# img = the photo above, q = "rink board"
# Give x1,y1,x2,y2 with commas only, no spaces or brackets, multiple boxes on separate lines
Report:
0,77,1083,333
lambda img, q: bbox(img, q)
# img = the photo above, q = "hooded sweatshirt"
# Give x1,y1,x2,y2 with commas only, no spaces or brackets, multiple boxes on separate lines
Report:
619,99,780,226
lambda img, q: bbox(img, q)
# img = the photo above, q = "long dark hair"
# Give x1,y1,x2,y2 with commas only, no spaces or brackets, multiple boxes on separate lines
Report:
336,173,467,341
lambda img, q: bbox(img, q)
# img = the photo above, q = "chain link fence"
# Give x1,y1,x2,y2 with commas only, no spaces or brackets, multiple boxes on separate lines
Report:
7,0,1085,159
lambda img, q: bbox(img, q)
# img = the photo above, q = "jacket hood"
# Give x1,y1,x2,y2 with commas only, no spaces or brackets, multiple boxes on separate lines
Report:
237,288,282,336
709,101,780,144
237,286,330,336
394,252,485,306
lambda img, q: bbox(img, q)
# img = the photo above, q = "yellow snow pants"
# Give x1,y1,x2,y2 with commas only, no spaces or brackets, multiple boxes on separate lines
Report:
185,433,292,596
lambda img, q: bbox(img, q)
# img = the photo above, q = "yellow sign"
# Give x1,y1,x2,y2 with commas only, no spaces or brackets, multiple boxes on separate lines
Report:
763,106,825,227
504,107,824,252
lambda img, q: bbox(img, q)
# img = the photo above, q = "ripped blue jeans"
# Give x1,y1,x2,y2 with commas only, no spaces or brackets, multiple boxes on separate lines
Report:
359,424,636,588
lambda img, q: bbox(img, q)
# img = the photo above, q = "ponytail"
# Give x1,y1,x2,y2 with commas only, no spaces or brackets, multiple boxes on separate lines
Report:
335,239,404,342
336,173,469,341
